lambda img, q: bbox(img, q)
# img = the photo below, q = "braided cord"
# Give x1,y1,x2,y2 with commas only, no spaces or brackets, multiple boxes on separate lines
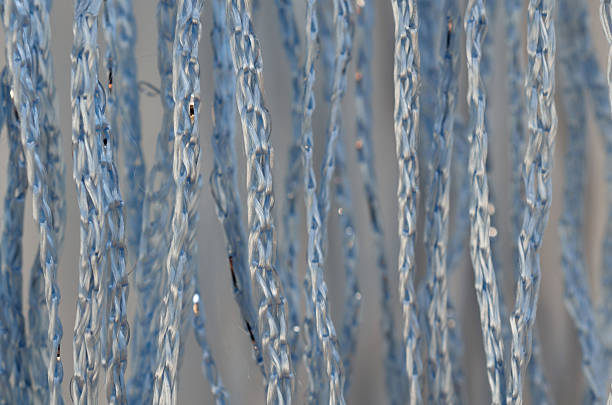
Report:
464,1,506,404
558,2,607,402
594,0,612,366
226,1,294,403
508,1,557,404
208,0,263,372
274,0,303,368
128,1,176,401
334,132,361,395
299,1,347,403
301,2,323,401
4,0,65,403
70,1,109,403
0,68,27,405
102,0,145,263
391,1,422,404
152,0,204,403
423,3,461,402
95,85,130,404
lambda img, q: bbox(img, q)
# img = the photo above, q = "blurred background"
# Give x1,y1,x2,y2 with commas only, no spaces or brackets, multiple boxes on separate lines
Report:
0,0,610,403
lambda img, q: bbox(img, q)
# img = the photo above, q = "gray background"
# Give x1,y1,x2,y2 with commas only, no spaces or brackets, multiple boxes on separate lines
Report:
0,0,609,403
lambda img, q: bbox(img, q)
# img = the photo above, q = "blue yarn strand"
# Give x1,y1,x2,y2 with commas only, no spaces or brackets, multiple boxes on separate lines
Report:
334,131,361,395
226,0,294,402
0,67,27,405
128,1,177,402
102,0,145,265
152,0,204,403
423,3,461,402
4,0,65,403
391,1,423,404
275,0,303,369
464,1,506,403
208,0,263,373
508,0,557,404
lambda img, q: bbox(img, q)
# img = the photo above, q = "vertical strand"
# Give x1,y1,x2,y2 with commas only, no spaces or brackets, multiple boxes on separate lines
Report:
128,1,176,402
209,0,264,373
558,2,607,403
0,67,27,405
423,3,461,403
4,0,64,403
504,0,554,401
70,1,108,404
464,1,506,403
334,131,361,394
299,0,346,403
102,0,145,266
96,88,130,404
508,0,557,404
152,0,204,403
275,0,303,368
301,1,323,402
391,1,422,404
226,0,294,403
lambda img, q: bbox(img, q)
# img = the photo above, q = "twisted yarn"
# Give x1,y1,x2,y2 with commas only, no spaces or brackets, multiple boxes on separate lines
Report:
508,1,557,404
299,0,346,403
464,1,506,403
226,0,294,403
423,3,460,402
70,1,110,404
0,67,27,405
152,0,204,403
128,1,176,402
391,1,422,404
4,0,64,403
275,0,303,368
334,132,360,395
208,0,263,372
95,86,129,404
102,0,145,262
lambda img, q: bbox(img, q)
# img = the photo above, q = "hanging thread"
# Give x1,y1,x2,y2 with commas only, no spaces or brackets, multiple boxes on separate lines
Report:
508,0,557,404
226,0,294,403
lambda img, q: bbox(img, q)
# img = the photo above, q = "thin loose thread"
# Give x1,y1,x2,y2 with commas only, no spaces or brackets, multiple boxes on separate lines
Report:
464,1,506,404
275,0,303,369
102,0,145,265
209,0,263,374
128,1,176,402
4,0,64,403
0,67,27,405
508,0,557,404
70,1,108,404
391,1,422,404
152,0,204,404
558,2,607,403
226,0,294,403
423,3,460,403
